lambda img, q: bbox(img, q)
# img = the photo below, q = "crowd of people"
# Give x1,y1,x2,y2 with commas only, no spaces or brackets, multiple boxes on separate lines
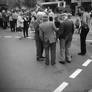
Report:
0,6,91,66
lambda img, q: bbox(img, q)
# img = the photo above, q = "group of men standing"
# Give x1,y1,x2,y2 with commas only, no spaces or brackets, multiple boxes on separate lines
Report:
34,11,74,66
34,7,90,66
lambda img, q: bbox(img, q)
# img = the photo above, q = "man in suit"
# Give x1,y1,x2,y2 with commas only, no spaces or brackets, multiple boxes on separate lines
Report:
39,15,58,65
34,14,45,61
58,14,74,64
23,15,30,38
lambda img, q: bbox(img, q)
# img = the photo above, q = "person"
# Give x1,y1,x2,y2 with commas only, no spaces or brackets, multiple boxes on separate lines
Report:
33,13,45,61
39,14,58,66
23,15,30,38
78,9,90,56
0,12,3,28
58,14,74,64
2,10,7,29
12,11,18,32
9,14,14,32
17,14,24,32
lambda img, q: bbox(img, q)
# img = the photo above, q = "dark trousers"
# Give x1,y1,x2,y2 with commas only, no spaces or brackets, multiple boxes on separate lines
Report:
80,26,89,54
10,21,14,32
23,28,28,37
35,32,44,59
0,18,3,28
45,42,56,65
3,21,7,29
13,19,17,32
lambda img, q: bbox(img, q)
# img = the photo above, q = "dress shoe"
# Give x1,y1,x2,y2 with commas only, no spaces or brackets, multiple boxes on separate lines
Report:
59,61,66,64
51,63,56,66
45,62,49,65
78,52,86,56
37,58,44,61
66,60,71,63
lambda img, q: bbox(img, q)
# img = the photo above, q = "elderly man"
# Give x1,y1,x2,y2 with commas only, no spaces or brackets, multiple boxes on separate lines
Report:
33,12,45,61
39,15,58,66
59,14,74,64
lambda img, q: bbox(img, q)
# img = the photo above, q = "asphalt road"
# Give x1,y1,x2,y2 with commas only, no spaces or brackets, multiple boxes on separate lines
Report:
0,27,92,92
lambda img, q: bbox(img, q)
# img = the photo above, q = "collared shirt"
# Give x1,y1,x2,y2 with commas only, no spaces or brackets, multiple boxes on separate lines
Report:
81,12,90,26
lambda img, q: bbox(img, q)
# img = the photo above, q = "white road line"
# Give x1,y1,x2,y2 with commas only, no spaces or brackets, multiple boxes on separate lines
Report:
14,36,21,38
69,69,83,79
53,82,69,92
27,37,34,39
4,36,12,38
82,59,92,67
86,40,92,42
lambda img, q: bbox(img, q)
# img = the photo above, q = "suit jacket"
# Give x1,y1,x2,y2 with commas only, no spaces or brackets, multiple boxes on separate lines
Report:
39,21,57,44
61,19,74,39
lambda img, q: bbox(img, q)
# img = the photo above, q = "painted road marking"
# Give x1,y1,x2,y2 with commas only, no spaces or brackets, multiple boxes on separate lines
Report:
54,82,69,92
69,69,83,79
4,36,12,38
82,59,92,67
27,37,34,39
0,35,34,39
86,40,92,42
14,36,21,39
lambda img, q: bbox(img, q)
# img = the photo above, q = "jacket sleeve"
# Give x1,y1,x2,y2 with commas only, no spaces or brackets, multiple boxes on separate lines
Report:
57,22,64,39
52,22,59,32
72,22,75,34
39,26,44,41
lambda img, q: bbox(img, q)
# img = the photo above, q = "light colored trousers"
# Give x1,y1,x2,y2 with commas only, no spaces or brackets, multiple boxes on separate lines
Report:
59,34,73,61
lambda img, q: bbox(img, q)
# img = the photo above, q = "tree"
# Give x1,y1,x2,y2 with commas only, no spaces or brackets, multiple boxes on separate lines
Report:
24,0,37,8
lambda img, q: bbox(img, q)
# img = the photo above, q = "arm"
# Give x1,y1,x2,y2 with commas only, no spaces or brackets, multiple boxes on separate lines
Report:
39,27,44,41
52,21,59,32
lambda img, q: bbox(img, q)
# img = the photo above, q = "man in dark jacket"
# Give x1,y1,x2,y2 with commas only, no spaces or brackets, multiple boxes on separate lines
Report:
59,14,74,64
23,15,30,38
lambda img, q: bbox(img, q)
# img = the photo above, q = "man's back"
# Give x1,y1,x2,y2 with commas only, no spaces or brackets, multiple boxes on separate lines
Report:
62,19,74,39
39,21,56,43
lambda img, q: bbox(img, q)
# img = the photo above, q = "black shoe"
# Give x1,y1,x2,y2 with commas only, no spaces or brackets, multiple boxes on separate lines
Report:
41,56,45,59
78,52,86,56
45,62,49,65
37,58,44,61
59,61,66,64
66,60,71,63
51,63,56,66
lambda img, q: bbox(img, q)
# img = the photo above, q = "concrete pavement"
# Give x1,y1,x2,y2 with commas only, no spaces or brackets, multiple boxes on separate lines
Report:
0,27,92,92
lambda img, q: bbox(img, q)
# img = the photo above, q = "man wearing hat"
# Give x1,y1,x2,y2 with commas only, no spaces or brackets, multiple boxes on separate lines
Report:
39,14,58,65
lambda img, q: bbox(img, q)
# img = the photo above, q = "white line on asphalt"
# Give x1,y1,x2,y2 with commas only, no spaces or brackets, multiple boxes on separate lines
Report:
14,36,21,38
86,40,92,42
69,69,83,79
82,59,92,67
53,82,69,92
4,36,12,38
27,37,34,39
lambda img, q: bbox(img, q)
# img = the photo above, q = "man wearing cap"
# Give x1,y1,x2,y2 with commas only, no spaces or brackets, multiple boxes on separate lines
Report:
59,14,74,64
39,14,58,65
